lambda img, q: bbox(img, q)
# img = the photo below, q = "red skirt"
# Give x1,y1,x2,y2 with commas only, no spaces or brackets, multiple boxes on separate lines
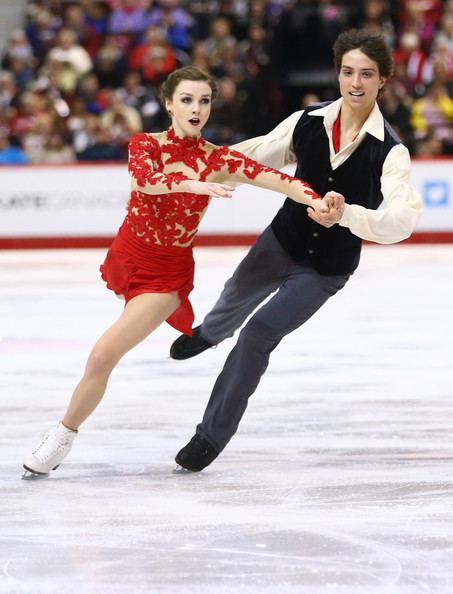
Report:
100,222,194,335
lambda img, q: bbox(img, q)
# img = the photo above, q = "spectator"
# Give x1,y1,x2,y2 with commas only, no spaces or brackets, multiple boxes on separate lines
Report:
63,3,89,44
2,30,36,90
190,40,210,72
66,97,93,153
128,26,178,85
39,131,76,164
212,36,243,81
0,132,28,164
429,11,453,89
84,1,111,57
239,23,270,78
76,120,127,161
360,0,396,45
46,28,93,79
204,76,246,144
379,80,414,148
32,61,71,118
72,112,104,156
413,131,444,156
94,35,129,87
146,0,195,52
189,1,220,39
0,71,19,112
393,30,432,92
25,6,61,64
205,17,237,72
75,72,104,114
2,29,35,70
116,71,164,130
40,54,80,95
410,81,453,150
247,0,287,31
400,0,443,52
61,2,105,59
21,96,60,163
108,0,150,36
8,91,42,138
99,89,143,140
128,25,177,73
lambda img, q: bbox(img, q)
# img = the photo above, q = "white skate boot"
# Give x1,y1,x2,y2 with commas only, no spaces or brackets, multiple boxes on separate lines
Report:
22,422,78,479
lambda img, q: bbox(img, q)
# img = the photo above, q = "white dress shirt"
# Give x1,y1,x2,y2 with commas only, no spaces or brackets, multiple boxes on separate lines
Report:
232,98,422,244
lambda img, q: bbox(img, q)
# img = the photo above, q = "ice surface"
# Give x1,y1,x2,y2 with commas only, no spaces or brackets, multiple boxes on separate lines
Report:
1,244,452,594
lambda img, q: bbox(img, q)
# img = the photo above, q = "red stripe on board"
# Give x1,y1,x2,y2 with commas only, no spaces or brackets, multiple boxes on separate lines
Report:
194,234,259,246
400,232,453,244
0,237,114,249
0,232,452,250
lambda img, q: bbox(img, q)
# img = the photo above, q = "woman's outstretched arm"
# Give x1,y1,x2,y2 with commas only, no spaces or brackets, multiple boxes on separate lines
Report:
207,146,324,208
128,133,233,198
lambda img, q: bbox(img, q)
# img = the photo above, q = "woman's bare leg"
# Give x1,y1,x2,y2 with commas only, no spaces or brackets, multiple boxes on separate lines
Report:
62,292,180,430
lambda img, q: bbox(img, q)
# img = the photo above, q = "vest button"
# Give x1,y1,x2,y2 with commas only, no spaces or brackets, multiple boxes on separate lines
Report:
312,232,319,238
308,249,315,255
328,176,334,182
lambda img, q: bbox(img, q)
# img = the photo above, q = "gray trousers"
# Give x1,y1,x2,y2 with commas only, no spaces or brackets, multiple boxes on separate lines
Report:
197,226,350,452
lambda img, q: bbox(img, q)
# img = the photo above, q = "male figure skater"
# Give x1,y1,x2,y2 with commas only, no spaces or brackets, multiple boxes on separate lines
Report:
171,29,422,472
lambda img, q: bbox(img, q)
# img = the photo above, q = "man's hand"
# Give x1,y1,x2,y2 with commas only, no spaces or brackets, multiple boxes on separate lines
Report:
307,191,345,228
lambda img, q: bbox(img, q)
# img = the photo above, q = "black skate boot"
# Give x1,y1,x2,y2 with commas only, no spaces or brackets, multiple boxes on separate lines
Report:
175,434,219,472
170,326,216,360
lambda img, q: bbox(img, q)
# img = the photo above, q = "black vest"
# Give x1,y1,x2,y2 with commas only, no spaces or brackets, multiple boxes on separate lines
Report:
271,102,401,275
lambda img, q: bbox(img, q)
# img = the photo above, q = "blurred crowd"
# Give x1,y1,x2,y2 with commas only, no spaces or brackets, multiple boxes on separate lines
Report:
0,0,452,165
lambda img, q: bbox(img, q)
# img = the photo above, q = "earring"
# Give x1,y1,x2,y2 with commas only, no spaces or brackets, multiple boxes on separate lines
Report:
168,110,173,117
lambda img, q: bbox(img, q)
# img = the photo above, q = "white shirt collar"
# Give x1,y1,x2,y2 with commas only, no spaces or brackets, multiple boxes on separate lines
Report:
308,98,385,141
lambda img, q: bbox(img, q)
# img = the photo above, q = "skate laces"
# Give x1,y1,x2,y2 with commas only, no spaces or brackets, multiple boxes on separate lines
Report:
32,431,52,455
32,428,72,460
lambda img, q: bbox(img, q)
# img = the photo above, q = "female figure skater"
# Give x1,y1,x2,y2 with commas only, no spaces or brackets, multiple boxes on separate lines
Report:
23,66,336,477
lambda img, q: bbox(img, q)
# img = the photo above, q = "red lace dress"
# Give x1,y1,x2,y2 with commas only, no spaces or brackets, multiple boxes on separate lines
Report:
100,128,318,335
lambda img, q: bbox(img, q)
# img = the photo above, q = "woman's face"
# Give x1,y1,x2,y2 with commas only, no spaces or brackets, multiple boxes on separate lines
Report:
338,49,385,114
166,80,212,137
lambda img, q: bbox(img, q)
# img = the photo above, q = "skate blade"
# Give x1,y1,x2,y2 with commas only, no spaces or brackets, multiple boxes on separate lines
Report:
173,464,191,473
173,463,197,474
21,470,48,480
21,465,49,480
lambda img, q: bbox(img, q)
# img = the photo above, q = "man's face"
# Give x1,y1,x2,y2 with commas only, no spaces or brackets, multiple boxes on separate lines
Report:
338,49,385,112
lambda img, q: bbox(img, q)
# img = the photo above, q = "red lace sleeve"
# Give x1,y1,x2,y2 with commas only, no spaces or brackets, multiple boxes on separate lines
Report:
202,146,320,202
128,133,191,191
227,149,319,199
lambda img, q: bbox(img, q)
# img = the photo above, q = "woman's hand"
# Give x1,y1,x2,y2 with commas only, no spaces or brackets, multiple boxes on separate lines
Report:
188,181,234,198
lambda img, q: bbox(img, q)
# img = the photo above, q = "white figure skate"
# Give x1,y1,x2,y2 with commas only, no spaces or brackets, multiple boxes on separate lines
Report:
22,422,77,479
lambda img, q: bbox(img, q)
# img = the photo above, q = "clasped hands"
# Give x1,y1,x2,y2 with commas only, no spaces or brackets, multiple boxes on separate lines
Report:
307,191,345,228
187,183,345,229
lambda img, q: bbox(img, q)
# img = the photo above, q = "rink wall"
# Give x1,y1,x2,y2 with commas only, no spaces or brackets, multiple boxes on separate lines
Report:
0,158,452,248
